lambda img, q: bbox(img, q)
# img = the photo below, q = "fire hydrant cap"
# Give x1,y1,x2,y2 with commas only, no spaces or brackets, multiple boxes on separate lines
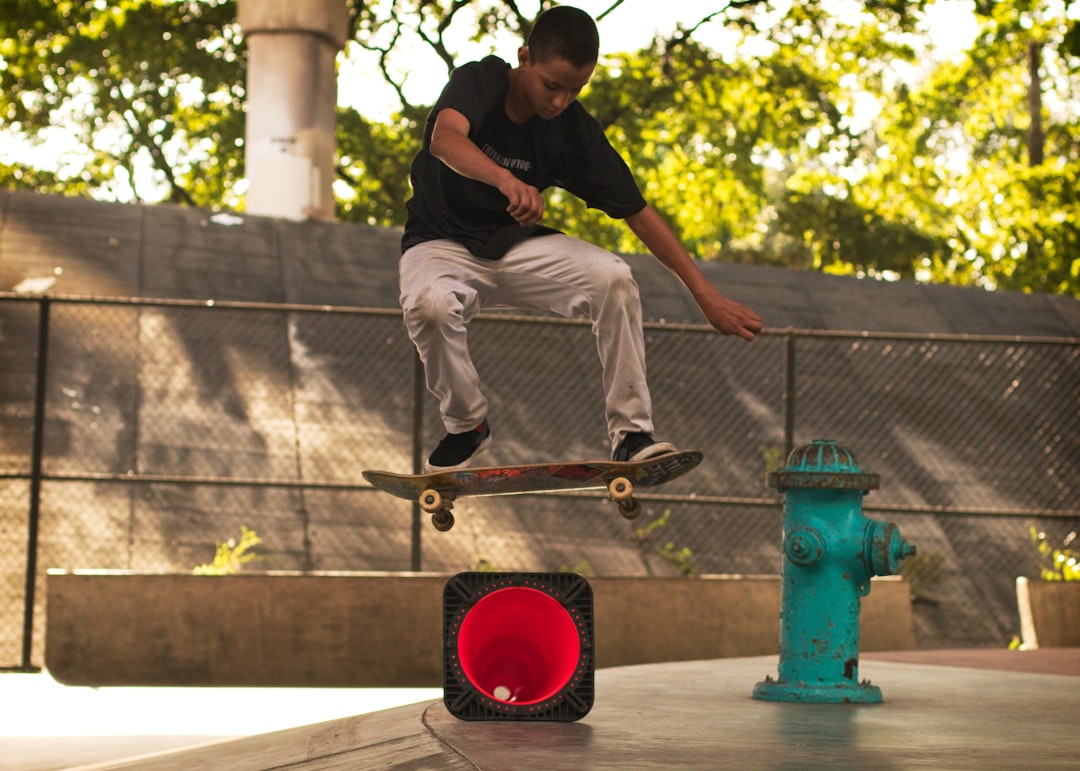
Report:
769,439,880,491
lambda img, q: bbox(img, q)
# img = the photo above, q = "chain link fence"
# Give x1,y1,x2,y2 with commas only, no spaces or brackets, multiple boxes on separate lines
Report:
1,295,1077,669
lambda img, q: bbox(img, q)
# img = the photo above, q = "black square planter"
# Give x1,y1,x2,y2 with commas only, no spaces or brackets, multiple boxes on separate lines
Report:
443,572,594,721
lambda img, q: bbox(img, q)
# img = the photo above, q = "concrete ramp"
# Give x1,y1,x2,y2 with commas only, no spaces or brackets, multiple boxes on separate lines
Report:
73,652,1080,770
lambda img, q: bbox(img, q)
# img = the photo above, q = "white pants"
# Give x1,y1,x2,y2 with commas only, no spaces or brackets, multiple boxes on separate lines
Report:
399,234,654,450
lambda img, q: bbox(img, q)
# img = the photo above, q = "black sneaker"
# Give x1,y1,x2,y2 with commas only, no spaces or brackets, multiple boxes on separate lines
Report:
425,419,492,471
612,432,677,462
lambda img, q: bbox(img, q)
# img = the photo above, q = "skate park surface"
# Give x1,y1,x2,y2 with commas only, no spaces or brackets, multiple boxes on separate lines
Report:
3,648,1078,770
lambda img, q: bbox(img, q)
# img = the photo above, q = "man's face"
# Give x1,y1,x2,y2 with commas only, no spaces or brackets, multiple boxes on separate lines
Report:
517,46,595,120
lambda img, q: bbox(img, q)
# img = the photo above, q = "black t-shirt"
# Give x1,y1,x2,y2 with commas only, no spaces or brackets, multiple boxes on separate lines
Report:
401,56,647,260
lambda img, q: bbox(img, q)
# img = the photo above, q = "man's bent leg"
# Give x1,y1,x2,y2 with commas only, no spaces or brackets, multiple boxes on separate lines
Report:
399,240,494,434
495,235,654,449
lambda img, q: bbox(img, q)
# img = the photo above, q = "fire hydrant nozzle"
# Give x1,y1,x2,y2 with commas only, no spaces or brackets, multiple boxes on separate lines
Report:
867,520,918,577
784,527,826,567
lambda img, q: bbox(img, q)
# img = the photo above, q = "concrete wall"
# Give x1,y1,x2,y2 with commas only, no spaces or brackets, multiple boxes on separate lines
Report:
45,571,916,687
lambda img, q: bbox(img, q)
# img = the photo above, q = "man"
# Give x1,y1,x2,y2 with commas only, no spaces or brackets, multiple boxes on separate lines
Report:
400,5,762,471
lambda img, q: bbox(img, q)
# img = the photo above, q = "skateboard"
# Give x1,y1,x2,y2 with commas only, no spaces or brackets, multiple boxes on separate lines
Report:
362,450,703,532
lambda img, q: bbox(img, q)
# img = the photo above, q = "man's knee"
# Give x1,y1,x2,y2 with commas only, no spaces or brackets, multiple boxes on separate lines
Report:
403,285,465,330
596,257,640,305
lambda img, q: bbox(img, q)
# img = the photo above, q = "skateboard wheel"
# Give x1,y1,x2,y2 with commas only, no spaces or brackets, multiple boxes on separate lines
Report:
432,510,455,532
619,498,642,520
608,477,634,502
419,489,442,513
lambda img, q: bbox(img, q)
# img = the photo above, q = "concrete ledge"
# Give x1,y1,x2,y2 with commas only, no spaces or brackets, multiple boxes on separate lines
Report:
45,571,916,687
1016,577,1080,648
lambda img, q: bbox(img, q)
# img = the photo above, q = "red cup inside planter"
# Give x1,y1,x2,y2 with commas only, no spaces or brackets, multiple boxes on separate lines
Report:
458,587,581,704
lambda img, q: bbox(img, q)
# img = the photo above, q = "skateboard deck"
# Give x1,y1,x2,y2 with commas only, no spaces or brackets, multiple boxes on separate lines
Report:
363,450,703,531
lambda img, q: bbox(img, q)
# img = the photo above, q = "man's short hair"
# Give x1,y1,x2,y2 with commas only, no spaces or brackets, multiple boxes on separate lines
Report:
526,6,599,67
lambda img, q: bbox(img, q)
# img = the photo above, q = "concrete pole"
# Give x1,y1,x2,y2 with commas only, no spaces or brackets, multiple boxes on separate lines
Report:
237,0,348,221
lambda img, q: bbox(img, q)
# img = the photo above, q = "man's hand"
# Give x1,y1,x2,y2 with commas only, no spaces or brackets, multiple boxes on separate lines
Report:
696,291,763,341
626,205,764,342
499,176,545,226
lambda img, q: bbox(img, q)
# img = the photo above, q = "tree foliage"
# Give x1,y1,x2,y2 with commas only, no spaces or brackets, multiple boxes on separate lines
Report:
1,0,1077,295
0,0,244,205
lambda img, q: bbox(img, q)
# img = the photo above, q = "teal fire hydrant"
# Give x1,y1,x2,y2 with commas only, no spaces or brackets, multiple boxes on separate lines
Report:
753,439,916,704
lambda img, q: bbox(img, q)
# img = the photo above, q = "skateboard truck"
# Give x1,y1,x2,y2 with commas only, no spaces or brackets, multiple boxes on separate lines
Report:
419,488,456,532
608,476,641,519
417,476,641,533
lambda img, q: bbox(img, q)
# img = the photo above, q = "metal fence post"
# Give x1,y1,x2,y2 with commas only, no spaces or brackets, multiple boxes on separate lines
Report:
782,330,796,459
411,351,425,571
20,297,50,672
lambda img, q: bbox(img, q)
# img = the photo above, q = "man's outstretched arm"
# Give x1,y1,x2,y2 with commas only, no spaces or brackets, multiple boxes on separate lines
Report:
625,205,763,341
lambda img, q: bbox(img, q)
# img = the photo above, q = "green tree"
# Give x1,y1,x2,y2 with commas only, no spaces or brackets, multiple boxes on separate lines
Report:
0,0,245,206
774,0,1080,293
334,107,422,226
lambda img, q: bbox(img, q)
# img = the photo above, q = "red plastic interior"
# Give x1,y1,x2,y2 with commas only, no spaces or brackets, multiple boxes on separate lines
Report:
457,587,580,705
